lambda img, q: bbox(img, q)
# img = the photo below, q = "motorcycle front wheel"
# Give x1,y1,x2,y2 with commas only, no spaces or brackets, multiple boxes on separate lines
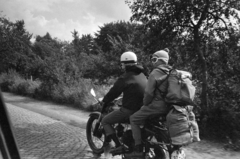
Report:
86,115,105,154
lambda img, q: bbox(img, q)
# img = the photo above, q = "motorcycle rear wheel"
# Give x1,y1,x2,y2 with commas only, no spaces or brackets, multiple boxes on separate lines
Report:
86,115,104,154
147,146,167,159
170,148,186,159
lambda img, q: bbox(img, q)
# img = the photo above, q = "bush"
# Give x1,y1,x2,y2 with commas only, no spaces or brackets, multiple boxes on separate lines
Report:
0,70,22,91
9,78,26,93
34,81,55,100
15,80,41,96
0,70,41,96
38,78,111,110
199,82,240,144
0,70,111,112
200,105,240,149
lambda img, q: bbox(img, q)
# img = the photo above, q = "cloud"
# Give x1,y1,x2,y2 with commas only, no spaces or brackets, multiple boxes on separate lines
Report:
0,0,132,41
27,13,102,42
85,0,132,22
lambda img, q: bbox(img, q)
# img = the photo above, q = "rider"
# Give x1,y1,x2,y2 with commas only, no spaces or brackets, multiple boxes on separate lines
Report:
126,48,172,157
101,51,147,151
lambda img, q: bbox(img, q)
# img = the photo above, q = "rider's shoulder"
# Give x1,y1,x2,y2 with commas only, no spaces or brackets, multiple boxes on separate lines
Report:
155,65,172,74
114,75,126,83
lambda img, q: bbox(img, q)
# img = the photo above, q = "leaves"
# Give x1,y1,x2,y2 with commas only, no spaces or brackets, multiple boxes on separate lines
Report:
0,17,32,74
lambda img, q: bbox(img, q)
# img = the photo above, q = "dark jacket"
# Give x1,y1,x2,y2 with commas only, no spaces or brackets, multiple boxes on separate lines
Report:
103,65,147,112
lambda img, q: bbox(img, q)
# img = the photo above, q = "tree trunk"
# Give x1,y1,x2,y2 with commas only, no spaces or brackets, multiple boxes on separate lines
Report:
193,28,209,110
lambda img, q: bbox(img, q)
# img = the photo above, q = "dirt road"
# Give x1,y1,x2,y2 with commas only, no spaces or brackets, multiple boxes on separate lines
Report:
3,92,240,159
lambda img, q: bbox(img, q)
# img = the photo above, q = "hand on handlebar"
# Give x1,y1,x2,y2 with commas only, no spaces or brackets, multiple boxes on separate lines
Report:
100,101,107,114
101,108,105,114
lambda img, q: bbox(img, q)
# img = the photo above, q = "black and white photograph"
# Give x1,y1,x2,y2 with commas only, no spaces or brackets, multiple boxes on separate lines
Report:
0,0,240,159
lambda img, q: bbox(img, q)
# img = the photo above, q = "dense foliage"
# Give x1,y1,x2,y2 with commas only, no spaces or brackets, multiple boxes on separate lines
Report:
126,0,240,142
126,0,240,109
0,1,240,144
0,17,33,75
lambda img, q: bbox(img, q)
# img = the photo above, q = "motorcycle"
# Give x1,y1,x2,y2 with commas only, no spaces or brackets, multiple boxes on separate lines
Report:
86,89,186,159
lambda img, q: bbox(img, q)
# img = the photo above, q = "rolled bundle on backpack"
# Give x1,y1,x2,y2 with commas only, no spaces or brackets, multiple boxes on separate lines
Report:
188,106,200,142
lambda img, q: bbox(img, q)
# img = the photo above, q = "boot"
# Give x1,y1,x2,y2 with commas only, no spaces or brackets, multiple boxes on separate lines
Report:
104,133,121,154
103,135,113,154
108,133,122,154
110,133,121,148
125,144,144,158
109,145,127,155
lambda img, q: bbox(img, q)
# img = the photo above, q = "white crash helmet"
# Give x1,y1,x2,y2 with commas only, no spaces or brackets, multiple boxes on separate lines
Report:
120,51,137,64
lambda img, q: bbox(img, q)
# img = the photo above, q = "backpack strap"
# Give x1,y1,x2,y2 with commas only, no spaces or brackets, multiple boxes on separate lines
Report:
155,68,171,97
157,67,170,75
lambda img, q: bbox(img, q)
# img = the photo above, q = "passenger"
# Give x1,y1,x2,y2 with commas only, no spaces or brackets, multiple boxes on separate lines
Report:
126,48,172,157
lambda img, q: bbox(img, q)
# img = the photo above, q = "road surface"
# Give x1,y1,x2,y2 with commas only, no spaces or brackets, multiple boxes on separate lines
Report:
6,103,119,159
3,92,240,159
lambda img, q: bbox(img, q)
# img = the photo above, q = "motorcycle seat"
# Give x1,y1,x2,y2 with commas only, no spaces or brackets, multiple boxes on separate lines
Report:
147,114,166,122
121,118,130,124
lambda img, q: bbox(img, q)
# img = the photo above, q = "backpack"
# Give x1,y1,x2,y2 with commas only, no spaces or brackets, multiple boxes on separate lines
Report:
159,68,196,106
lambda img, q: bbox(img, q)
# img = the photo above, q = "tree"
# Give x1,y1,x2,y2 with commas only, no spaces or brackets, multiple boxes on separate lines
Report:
31,33,80,82
0,16,33,74
71,30,98,55
126,0,240,110
84,21,150,81
94,21,144,53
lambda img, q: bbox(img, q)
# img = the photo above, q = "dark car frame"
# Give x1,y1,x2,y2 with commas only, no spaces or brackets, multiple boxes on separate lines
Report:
0,90,21,159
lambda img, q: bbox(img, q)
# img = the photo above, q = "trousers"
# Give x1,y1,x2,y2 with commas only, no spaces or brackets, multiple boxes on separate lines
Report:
101,107,134,136
130,103,167,145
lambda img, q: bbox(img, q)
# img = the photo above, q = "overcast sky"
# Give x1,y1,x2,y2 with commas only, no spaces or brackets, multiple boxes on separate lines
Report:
0,0,132,42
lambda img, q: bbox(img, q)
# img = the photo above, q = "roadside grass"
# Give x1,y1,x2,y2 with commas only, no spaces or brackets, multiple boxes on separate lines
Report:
0,71,111,111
